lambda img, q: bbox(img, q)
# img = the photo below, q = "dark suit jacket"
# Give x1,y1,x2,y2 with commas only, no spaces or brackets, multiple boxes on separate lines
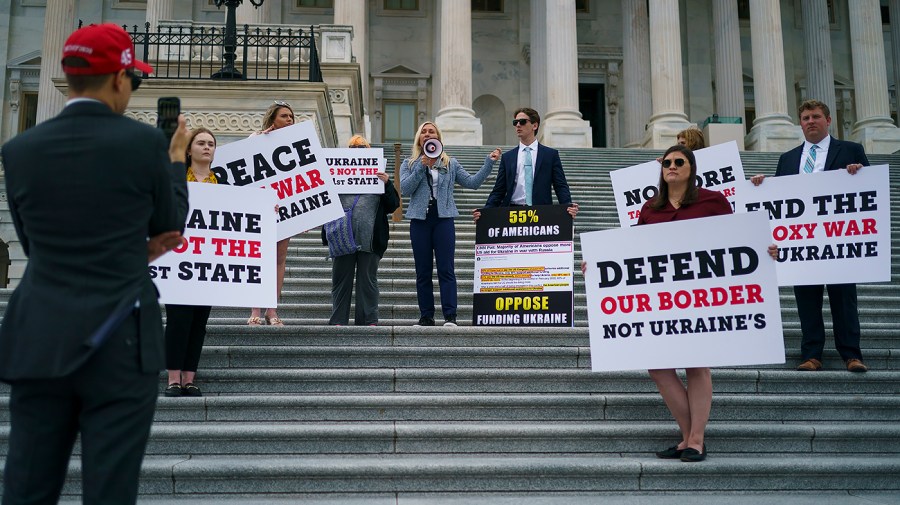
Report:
775,136,870,176
484,143,572,208
0,100,188,381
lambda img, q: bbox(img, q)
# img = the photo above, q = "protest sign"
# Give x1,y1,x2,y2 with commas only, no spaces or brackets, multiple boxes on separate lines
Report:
734,166,891,286
211,122,343,240
473,205,574,327
582,212,784,372
323,148,386,194
610,141,745,227
150,183,277,308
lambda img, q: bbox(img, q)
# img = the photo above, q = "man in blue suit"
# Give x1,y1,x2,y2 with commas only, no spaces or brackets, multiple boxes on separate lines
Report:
477,107,579,218
752,99,869,373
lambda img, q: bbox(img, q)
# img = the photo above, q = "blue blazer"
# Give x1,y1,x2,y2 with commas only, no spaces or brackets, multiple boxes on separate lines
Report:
775,136,869,176
484,143,572,208
400,156,495,220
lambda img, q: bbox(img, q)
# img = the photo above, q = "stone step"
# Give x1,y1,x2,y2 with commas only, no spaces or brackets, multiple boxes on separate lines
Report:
22,454,900,496
2,422,897,457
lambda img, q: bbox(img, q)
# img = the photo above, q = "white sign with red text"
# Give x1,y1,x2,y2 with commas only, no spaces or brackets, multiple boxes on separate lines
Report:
582,212,784,372
734,166,891,286
610,141,745,227
324,148,386,194
210,122,343,240
150,183,278,307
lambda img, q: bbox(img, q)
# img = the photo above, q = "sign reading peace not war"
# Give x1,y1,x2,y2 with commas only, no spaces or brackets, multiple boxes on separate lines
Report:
473,205,575,327
211,122,343,240
582,212,784,372
610,141,746,227
324,148,386,194
734,166,891,286
150,183,278,307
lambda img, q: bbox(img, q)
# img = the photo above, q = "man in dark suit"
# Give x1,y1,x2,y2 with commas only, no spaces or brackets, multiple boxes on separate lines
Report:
751,99,869,373
475,107,578,219
0,23,190,504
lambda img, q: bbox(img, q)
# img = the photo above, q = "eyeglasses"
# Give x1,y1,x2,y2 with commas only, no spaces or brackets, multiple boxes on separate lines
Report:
512,118,530,127
273,99,292,108
349,144,368,148
125,69,142,91
661,158,687,168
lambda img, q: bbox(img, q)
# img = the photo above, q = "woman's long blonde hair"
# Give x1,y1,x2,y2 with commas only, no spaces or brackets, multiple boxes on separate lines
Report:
408,121,450,166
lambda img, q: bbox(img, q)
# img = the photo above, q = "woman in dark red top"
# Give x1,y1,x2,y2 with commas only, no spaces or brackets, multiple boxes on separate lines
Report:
638,144,731,462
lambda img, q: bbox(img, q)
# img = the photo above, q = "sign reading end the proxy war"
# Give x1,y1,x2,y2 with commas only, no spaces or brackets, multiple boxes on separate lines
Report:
582,212,784,372
150,183,277,308
324,148,386,194
734,165,891,286
473,205,574,327
610,141,745,227
211,122,343,241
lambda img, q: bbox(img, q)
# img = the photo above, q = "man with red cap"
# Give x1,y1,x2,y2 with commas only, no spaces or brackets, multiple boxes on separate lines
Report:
0,23,190,504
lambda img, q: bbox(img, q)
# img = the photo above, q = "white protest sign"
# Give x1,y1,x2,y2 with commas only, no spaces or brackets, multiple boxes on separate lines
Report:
323,148,386,194
150,183,278,307
211,122,343,240
734,166,891,286
610,141,745,227
582,212,784,372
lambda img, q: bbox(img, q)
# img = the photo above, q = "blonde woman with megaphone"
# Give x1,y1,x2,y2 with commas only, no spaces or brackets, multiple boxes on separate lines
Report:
400,121,502,327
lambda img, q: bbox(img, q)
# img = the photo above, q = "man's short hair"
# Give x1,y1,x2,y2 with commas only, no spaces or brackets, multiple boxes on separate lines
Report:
799,99,830,119
514,107,541,132
63,56,114,93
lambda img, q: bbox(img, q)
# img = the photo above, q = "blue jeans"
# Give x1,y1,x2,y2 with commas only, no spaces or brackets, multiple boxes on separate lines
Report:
409,203,457,318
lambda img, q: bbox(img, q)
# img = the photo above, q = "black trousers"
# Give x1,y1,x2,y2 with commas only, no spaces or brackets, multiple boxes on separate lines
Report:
164,304,211,372
795,283,863,361
2,314,157,505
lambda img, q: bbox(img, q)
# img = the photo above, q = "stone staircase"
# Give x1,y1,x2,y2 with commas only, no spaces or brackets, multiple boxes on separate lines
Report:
1,145,899,503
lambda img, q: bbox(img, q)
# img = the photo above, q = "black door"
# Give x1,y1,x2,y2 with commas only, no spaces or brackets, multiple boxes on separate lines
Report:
578,83,606,147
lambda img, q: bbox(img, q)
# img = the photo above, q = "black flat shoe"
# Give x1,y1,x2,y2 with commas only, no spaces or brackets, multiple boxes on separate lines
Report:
680,444,707,462
655,445,684,459
182,383,202,397
164,383,183,397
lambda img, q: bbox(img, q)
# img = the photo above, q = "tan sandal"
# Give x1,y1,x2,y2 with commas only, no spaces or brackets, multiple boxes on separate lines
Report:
265,315,285,326
247,316,263,326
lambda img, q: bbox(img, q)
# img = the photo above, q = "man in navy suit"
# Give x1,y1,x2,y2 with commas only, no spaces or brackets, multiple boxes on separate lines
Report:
475,107,578,218
0,23,190,504
752,99,869,373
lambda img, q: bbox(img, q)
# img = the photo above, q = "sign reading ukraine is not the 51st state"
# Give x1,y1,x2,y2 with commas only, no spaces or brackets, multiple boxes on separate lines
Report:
581,212,784,372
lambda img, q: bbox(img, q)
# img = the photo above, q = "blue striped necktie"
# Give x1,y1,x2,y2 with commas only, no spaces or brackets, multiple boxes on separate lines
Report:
803,144,818,174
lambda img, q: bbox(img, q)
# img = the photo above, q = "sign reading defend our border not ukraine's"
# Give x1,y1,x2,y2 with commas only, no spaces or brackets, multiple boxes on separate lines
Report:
582,212,784,372
734,166,891,286
211,122,343,240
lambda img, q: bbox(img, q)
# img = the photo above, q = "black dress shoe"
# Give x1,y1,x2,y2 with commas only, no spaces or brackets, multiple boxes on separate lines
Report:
164,383,183,397
680,444,707,462
181,383,202,397
655,445,684,459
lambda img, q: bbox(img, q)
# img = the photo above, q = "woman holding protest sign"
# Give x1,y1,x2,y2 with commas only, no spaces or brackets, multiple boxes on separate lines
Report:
639,144,731,461
164,128,218,397
400,121,501,327
247,100,296,326
322,135,400,325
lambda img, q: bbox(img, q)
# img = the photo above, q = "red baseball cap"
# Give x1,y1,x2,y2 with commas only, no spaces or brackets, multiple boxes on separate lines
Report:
61,23,153,75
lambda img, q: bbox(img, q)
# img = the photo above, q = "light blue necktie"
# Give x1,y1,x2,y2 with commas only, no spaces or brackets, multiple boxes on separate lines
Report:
524,146,533,206
803,144,818,174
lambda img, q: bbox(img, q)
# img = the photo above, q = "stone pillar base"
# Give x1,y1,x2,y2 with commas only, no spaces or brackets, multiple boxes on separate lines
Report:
540,116,593,148
435,112,483,146
641,119,693,149
744,118,802,152
851,123,900,154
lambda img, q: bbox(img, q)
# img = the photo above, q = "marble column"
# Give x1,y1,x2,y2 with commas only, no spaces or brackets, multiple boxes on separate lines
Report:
35,0,76,124
145,0,175,28
891,0,900,127
530,0,548,120
801,0,836,134
621,0,651,148
641,0,691,148
849,0,900,152
744,0,801,152
334,0,371,139
712,0,744,122
538,0,592,147
433,0,482,145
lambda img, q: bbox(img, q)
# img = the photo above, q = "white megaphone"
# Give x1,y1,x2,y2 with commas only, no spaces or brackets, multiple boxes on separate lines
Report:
423,138,443,159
